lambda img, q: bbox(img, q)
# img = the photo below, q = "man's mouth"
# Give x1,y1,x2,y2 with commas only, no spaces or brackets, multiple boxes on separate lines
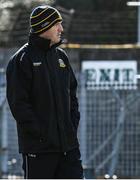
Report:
58,33,61,38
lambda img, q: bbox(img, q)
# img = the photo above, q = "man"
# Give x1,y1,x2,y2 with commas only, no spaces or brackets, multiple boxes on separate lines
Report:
6,5,83,179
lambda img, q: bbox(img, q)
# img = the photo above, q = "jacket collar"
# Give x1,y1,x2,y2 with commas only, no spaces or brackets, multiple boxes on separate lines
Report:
28,33,62,52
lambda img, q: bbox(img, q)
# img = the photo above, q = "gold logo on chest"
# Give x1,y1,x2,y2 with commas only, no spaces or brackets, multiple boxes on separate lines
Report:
58,59,66,68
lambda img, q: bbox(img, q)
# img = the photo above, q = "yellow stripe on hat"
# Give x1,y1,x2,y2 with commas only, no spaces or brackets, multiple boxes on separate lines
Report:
31,11,56,27
31,7,49,18
34,18,62,33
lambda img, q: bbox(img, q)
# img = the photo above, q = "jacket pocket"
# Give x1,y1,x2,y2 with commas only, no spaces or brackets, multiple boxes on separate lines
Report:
17,121,41,139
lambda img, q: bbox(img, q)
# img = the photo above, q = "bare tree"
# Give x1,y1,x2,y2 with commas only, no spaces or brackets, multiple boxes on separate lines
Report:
0,0,55,8
56,0,129,11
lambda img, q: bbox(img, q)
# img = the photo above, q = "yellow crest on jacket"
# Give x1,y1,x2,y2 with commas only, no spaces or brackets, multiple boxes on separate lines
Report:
58,59,66,68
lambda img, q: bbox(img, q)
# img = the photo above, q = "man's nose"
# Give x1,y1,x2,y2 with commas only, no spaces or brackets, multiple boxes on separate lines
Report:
59,24,63,32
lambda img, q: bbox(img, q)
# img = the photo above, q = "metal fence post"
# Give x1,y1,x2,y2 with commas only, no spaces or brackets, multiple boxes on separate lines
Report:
0,102,2,178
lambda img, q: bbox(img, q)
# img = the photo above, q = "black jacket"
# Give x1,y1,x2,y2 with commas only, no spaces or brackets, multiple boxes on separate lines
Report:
6,35,80,153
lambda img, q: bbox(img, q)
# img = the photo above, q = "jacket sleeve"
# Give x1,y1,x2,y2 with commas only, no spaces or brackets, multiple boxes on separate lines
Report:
69,64,80,132
6,51,40,136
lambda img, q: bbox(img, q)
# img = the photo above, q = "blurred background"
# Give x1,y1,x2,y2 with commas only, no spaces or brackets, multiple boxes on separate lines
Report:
0,0,140,179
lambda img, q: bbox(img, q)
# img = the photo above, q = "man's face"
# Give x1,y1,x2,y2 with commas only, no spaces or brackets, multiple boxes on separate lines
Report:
39,22,63,46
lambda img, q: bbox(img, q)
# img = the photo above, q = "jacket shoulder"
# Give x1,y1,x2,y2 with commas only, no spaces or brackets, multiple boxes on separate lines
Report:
7,44,30,68
57,47,68,58
6,43,31,76
13,43,29,61
6,44,32,78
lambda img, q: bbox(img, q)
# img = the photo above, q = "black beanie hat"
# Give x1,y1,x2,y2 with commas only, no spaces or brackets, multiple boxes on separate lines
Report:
30,5,62,35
